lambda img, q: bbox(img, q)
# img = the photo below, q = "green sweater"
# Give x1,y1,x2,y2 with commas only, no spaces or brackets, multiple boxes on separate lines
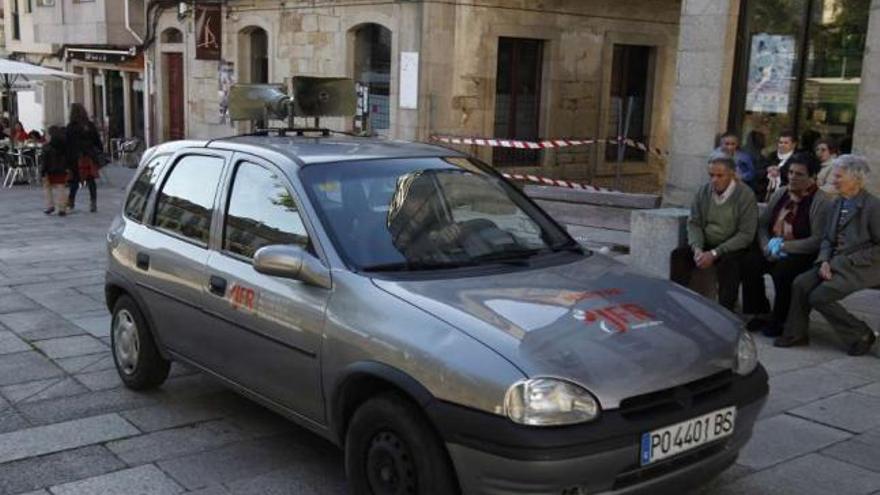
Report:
687,182,758,256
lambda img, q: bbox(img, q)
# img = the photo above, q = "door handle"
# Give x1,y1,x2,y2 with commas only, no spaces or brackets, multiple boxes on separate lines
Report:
136,253,150,271
209,275,227,297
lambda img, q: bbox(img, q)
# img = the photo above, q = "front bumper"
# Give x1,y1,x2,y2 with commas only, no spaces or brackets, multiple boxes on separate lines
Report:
428,365,768,494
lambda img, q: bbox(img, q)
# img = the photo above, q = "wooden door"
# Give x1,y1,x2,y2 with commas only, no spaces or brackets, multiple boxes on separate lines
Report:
164,53,185,141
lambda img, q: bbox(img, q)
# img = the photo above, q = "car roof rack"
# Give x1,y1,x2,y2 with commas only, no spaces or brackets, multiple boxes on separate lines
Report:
205,127,367,147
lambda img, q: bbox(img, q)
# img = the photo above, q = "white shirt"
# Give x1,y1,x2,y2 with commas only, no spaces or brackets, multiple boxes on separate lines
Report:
713,180,737,205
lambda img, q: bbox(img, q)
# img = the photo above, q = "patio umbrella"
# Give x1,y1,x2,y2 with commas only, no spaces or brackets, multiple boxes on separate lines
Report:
0,58,81,148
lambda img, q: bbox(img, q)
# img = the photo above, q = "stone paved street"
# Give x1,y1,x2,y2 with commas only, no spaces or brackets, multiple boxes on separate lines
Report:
0,166,878,494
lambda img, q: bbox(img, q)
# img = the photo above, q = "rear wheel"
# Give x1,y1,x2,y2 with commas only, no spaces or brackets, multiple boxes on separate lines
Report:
111,295,170,390
345,393,459,495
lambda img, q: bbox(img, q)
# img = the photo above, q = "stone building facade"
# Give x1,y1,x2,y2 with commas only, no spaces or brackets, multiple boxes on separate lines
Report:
2,0,145,144
146,0,682,191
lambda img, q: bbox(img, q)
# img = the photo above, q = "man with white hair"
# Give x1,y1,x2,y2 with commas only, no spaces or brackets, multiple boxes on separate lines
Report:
775,155,880,356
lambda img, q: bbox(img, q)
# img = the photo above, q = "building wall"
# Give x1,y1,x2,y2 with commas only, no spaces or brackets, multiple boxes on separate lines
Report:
27,0,142,46
151,0,681,187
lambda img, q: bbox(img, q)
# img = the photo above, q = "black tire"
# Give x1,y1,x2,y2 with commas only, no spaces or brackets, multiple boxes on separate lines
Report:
110,295,170,390
345,393,459,495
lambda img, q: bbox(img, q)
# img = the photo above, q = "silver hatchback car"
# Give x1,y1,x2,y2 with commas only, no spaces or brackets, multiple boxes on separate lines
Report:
106,133,768,495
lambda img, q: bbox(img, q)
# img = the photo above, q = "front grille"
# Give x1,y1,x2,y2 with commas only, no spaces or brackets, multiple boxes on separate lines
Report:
618,370,734,420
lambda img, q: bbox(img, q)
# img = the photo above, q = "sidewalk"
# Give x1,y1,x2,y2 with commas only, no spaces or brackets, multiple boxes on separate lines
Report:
0,167,877,494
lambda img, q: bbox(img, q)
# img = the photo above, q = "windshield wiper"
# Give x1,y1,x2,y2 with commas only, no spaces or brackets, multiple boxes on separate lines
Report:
550,239,586,254
471,248,547,265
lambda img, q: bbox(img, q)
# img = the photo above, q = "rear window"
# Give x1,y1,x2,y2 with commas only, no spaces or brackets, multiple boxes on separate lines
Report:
124,155,168,223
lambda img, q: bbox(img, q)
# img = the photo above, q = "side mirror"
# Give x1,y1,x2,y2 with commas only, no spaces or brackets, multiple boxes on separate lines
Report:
253,245,331,288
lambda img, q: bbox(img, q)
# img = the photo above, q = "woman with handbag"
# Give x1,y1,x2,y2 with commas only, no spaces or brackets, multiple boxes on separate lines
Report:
66,103,103,212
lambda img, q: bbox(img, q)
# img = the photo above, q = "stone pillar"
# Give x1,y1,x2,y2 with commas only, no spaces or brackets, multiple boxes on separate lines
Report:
663,0,741,206
122,71,133,138
83,68,94,117
853,0,880,193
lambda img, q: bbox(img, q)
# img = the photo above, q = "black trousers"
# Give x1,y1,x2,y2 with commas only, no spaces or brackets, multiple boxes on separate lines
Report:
671,246,747,311
741,244,816,323
68,173,96,207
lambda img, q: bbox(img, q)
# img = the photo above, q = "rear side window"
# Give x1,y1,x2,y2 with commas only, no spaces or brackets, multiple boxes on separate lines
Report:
153,155,224,246
224,161,309,259
124,155,167,223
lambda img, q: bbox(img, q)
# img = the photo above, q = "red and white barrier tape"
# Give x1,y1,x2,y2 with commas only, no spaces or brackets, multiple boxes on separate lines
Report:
431,135,669,157
499,173,608,192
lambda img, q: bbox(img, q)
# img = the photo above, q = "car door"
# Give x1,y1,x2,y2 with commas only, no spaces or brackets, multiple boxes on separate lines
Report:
201,155,329,423
136,151,228,358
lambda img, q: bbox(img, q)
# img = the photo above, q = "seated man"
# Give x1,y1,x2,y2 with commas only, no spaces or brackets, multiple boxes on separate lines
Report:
671,152,758,310
775,155,879,356
741,153,831,336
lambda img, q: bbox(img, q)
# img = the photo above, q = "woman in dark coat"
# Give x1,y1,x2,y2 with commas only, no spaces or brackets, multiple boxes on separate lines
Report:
66,103,103,212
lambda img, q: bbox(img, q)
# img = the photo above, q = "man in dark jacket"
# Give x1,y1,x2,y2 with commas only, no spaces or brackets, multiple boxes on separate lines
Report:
775,155,879,355
671,152,758,310
741,153,831,336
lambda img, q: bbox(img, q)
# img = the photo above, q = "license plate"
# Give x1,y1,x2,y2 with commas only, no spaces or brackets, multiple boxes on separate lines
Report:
640,407,736,466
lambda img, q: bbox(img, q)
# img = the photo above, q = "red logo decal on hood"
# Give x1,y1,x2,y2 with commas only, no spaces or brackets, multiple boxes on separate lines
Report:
574,303,660,333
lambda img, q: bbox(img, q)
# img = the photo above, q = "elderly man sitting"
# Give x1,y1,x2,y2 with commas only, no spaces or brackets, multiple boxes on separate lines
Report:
775,155,879,356
671,152,758,310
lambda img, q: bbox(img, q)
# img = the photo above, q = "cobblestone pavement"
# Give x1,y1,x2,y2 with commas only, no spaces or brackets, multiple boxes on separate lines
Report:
0,166,878,494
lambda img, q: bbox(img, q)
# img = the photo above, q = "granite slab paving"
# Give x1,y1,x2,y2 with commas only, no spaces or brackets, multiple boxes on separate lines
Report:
48,465,184,495
0,413,138,464
1,165,880,494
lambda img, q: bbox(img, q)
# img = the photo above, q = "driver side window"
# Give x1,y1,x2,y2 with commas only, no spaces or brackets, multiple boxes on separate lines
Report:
224,161,309,259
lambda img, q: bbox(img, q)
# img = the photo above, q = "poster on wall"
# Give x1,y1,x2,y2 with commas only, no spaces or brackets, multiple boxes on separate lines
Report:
195,4,222,60
218,60,235,124
745,33,796,114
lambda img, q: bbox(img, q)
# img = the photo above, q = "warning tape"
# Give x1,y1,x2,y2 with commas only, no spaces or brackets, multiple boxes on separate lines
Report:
431,135,669,157
499,173,609,192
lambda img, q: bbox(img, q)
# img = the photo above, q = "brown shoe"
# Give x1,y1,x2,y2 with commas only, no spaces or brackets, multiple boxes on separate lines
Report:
848,331,877,356
774,334,810,348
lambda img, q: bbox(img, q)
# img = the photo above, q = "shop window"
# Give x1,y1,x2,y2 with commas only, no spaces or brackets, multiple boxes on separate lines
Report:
493,37,544,167
606,44,654,163
731,0,869,154
351,23,392,135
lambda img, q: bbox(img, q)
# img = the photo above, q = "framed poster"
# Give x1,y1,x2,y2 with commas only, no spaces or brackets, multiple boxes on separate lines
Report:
399,51,419,110
745,33,796,114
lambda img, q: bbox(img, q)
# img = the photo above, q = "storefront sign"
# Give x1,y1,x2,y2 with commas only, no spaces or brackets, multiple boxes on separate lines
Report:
66,47,137,65
195,4,222,60
745,34,795,114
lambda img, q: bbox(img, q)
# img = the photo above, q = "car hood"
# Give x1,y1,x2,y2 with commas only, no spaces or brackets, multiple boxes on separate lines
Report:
372,254,743,409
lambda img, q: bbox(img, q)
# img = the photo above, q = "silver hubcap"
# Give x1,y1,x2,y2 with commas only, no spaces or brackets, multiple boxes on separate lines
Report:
113,309,140,375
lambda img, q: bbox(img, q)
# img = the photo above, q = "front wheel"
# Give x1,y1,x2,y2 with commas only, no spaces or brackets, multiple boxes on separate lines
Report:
111,295,170,390
345,393,459,495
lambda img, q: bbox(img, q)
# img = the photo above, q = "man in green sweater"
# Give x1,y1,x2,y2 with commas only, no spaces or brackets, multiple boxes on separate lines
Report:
671,152,759,310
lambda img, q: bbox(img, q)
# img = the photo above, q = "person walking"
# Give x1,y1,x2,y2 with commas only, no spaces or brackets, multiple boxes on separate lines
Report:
775,155,880,355
741,153,831,337
66,103,103,212
41,126,69,216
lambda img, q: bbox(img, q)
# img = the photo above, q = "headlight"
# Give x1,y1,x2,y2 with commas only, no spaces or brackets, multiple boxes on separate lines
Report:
733,331,758,376
504,378,600,426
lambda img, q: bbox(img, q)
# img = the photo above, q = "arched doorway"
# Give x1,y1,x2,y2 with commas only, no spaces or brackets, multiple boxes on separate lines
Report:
350,23,391,136
161,27,185,141
237,26,269,84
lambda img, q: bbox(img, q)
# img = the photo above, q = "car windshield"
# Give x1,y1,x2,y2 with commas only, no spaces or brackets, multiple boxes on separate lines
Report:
300,157,578,272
